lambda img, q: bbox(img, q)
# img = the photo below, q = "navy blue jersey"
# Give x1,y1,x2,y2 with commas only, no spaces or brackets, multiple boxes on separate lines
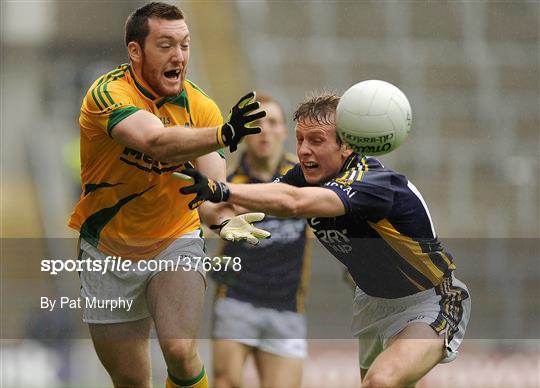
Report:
213,153,311,312
278,153,456,299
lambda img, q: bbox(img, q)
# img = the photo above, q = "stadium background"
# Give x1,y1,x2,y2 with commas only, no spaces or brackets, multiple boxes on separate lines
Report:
1,1,538,387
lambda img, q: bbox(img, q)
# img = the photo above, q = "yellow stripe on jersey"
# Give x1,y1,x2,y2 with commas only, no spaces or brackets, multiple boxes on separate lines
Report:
360,156,369,171
368,218,445,286
91,68,125,111
439,251,455,268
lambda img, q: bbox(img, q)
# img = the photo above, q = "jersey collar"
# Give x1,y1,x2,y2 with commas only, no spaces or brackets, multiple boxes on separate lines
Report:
339,152,365,173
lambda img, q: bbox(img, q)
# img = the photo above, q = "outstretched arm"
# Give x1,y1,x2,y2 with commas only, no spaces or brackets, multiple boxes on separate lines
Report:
177,169,346,219
227,182,345,218
111,92,265,163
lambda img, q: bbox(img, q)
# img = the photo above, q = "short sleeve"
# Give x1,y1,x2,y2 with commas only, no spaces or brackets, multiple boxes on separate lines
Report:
323,169,394,220
81,79,140,137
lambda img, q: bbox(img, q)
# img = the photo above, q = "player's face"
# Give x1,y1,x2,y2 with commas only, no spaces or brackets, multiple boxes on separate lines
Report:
140,17,190,97
296,117,351,184
245,101,287,159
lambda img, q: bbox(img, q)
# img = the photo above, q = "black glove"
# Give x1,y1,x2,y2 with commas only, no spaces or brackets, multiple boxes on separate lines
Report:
218,91,266,152
175,168,230,210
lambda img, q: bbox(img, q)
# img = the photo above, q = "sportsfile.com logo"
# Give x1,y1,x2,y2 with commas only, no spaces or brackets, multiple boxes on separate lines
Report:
40,256,243,275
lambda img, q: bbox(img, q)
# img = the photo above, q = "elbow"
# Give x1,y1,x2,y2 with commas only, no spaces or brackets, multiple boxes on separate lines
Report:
140,131,166,161
145,133,186,164
278,198,304,218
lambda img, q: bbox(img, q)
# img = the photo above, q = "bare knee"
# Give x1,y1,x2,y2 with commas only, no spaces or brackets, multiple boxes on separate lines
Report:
162,339,199,369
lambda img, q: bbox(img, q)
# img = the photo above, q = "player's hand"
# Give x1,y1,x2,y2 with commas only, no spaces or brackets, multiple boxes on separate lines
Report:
212,213,271,245
218,91,266,152
174,168,230,210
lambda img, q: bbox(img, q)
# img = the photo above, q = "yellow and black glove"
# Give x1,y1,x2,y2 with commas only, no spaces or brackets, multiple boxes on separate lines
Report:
174,168,230,210
217,91,266,152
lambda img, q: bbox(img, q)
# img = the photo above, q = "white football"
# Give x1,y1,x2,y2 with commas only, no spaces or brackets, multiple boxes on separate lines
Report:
336,80,412,156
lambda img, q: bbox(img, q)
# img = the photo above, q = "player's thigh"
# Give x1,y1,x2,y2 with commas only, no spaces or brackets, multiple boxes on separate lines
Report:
146,235,207,339
255,350,303,388
146,268,206,361
147,268,205,336
89,318,152,387
212,340,252,387
364,322,443,387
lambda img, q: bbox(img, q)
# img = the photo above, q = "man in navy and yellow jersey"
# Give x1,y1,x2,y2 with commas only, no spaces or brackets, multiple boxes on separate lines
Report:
211,93,311,388
68,3,270,388
178,93,471,388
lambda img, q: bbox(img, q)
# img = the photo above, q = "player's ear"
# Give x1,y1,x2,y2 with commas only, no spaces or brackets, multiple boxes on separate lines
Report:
341,142,353,158
127,41,143,64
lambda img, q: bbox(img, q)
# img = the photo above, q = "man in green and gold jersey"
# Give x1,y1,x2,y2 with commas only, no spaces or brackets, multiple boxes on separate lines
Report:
69,3,269,387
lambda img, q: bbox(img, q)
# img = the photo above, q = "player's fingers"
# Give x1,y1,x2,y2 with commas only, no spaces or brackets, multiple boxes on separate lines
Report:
241,101,261,115
250,227,271,239
241,212,266,223
245,109,266,122
179,185,198,195
188,197,204,210
245,235,260,245
172,172,194,181
223,231,234,241
237,91,256,108
245,126,262,136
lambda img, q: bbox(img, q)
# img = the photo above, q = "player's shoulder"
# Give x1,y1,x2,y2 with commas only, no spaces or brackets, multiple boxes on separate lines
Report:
183,79,218,108
334,154,405,188
84,64,133,109
181,79,222,127
86,64,131,93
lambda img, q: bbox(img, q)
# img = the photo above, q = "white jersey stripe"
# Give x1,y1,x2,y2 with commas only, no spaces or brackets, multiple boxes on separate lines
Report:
407,180,436,238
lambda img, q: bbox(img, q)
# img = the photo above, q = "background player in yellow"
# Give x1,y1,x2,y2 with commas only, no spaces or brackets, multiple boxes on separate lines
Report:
178,93,471,388
211,92,311,388
68,3,269,388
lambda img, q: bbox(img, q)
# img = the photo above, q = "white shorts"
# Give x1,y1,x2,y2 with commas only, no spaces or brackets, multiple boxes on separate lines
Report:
79,230,206,324
352,274,471,369
213,297,307,358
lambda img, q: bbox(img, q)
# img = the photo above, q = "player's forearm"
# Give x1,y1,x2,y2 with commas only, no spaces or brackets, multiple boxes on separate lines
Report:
148,125,221,163
198,202,236,227
228,183,303,218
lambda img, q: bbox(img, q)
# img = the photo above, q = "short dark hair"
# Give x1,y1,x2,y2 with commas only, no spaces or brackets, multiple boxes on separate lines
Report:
125,2,184,48
293,92,342,145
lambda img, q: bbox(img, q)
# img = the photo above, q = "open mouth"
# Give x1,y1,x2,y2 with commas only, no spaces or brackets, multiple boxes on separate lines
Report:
302,161,319,170
164,69,181,80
